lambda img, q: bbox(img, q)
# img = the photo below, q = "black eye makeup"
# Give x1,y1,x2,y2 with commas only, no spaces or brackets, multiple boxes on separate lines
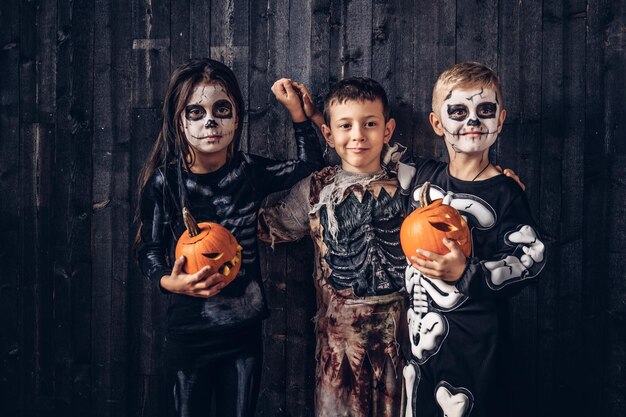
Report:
447,104,469,121
212,100,233,119
185,105,207,121
476,102,497,119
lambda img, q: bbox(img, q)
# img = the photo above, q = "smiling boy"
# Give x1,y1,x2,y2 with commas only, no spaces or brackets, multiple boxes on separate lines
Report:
402,62,546,417
258,77,408,417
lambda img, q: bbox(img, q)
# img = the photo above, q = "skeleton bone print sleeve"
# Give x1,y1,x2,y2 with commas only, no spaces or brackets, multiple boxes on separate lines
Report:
403,159,547,417
409,160,546,302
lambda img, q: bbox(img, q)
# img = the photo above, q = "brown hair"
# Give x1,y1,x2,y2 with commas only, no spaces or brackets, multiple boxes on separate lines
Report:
134,58,245,249
432,62,503,116
323,77,390,123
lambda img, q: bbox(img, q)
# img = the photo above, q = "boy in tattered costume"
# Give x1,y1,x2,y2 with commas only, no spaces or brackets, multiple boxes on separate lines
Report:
259,78,409,417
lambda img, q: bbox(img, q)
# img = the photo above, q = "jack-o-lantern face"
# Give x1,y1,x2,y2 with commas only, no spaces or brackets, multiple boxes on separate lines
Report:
175,221,243,287
400,182,471,260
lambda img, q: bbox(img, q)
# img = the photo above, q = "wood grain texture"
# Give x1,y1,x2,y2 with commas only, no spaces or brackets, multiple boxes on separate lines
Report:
5,1,626,416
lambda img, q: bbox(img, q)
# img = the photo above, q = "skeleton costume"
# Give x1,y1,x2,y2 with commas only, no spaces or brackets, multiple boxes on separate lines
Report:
402,159,546,417
259,155,409,417
138,121,323,417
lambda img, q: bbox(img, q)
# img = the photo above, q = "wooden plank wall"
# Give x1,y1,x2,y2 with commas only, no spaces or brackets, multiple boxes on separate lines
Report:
0,1,624,416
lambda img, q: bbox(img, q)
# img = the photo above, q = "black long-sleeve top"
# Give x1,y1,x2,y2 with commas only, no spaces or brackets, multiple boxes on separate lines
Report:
137,121,323,335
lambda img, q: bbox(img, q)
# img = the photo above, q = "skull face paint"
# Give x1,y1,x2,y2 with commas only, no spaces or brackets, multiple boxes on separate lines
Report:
181,82,238,159
439,87,501,154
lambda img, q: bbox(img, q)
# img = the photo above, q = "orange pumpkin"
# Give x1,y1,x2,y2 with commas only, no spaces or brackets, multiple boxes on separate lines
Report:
400,182,471,260
175,208,243,287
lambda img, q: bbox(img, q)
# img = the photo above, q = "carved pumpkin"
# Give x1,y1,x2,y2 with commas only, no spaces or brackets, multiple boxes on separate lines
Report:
400,182,471,260
175,208,243,287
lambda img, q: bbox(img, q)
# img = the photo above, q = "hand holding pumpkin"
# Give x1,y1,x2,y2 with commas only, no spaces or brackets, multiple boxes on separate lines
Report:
410,238,467,283
160,256,226,298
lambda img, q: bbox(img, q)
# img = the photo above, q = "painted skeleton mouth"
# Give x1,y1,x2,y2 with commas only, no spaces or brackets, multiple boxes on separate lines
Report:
192,134,223,140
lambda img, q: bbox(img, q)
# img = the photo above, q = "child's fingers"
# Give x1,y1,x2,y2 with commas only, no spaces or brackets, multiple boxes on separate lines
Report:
271,78,290,96
189,265,212,283
194,273,225,297
172,256,186,277
413,264,443,279
414,249,442,262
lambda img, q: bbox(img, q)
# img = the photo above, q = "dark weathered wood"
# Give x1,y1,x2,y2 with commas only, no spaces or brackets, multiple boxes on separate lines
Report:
6,1,626,416
132,0,171,109
536,1,564,415
455,0,498,70
210,0,250,151
0,1,21,415
19,123,55,417
92,0,133,415
604,1,626,415
411,0,455,160
129,108,169,417
250,0,290,414
54,0,95,414
342,0,372,77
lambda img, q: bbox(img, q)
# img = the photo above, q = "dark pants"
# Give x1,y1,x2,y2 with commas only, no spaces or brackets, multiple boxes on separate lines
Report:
172,350,262,417
168,326,263,417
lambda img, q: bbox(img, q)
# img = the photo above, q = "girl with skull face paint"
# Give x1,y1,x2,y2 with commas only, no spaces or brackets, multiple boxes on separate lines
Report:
135,59,323,417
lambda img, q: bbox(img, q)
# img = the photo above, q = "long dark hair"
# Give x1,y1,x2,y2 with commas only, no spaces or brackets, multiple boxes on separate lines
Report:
134,58,245,248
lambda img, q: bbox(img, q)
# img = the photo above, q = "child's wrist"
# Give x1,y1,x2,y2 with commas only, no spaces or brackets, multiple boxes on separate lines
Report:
290,109,307,123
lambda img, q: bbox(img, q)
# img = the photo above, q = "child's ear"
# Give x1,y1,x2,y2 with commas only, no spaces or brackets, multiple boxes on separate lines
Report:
383,118,396,144
496,109,507,133
429,112,445,137
322,124,335,148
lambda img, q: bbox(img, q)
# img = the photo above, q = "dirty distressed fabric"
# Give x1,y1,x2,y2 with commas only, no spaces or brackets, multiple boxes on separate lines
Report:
259,166,409,417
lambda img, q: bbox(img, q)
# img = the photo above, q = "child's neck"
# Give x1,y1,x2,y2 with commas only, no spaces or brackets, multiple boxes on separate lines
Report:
447,151,497,182
189,151,227,174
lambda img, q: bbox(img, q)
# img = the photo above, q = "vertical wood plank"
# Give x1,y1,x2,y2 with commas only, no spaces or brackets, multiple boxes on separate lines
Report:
19,124,56,416
129,108,170,417
537,1,564,415
171,0,190,68
603,0,626,415
455,0,498,69
411,0,455,161
0,1,22,415
210,0,250,152
495,1,543,415
92,0,133,415
284,2,316,416
132,0,171,109
55,0,95,414
581,0,610,415
250,0,290,413
341,0,373,78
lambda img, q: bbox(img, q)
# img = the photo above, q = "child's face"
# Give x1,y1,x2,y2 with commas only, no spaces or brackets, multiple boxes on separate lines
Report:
181,82,238,161
322,99,395,173
431,87,505,154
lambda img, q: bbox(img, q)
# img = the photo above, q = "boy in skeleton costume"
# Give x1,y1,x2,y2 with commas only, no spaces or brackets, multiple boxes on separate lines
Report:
259,78,409,417
402,62,546,417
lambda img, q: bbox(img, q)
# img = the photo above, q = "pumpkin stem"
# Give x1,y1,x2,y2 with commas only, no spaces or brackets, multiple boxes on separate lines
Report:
419,182,432,208
182,207,201,237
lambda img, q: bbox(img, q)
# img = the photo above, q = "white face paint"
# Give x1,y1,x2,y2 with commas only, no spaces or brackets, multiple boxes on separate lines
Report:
439,87,501,154
181,82,238,159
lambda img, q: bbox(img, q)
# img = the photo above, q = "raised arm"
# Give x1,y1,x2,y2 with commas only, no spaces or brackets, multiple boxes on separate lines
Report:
248,80,324,196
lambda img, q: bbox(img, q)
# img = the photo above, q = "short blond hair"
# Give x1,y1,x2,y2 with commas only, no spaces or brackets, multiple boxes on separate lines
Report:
432,62,504,116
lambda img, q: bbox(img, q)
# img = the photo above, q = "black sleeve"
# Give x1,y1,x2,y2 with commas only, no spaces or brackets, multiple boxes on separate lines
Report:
455,191,547,299
137,169,174,292
250,120,324,196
